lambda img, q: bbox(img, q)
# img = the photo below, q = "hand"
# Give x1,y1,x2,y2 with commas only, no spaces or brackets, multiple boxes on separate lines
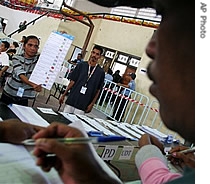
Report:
59,95,65,105
168,146,195,169
33,84,42,92
85,103,94,113
0,70,3,78
32,122,120,184
0,119,45,144
138,134,165,154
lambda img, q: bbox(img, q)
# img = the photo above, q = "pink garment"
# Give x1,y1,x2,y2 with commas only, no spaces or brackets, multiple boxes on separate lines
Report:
138,157,182,184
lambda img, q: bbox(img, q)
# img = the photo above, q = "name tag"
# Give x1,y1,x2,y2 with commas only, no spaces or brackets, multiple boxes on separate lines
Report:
80,86,87,94
17,87,24,97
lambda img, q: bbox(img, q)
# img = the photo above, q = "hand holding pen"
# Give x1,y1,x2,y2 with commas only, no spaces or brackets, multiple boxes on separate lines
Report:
31,122,122,184
167,145,195,169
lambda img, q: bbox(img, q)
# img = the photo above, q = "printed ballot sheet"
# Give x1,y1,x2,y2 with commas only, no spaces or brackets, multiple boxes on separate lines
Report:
0,143,63,184
8,104,50,127
29,31,74,90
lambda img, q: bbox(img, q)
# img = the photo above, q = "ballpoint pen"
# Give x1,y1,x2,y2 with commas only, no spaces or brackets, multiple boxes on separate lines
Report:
166,147,195,157
22,135,130,146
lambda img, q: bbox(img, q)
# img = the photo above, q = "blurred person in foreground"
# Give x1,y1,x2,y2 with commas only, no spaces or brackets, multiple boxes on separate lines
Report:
32,0,195,183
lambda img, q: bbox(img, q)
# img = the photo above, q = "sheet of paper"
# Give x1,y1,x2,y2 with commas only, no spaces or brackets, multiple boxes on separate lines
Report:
60,112,98,132
8,104,49,127
77,115,115,136
0,143,63,184
29,31,74,90
37,107,58,115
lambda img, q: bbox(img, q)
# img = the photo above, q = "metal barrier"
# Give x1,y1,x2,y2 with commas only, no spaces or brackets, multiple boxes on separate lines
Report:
95,79,150,125
95,79,184,143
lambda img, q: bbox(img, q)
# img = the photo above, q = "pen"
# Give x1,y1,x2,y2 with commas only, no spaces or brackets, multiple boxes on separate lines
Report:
166,147,195,157
22,135,128,146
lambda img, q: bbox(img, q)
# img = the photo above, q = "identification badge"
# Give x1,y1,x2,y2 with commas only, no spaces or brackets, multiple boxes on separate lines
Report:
80,86,87,94
17,87,24,97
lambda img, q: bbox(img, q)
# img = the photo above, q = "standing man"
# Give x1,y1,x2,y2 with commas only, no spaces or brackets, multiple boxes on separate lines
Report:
0,35,42,106
59,45,105,115
0,41,10,87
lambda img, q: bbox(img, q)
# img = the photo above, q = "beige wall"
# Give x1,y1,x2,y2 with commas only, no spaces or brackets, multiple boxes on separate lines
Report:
2,6,157,102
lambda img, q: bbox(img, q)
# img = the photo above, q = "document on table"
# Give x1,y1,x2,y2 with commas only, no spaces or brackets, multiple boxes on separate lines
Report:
0,143,63,184
37,107,58,115
29,31,74,90
8,104,49,127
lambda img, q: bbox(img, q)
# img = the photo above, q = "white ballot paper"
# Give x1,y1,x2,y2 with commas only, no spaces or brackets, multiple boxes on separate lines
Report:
29,31,74,90
8,104,49,127
0,143,63,184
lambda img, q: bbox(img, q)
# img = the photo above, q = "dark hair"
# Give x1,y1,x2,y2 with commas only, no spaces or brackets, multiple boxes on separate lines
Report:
24,35,40,46
7,48,16,54
1,41,10,49
130,73,136,80
93,45,104,55
13,41,19,48
107,68,113,75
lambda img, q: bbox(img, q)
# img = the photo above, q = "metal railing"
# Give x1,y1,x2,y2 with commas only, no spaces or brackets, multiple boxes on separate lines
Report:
95,79,150,125
95,79,184,142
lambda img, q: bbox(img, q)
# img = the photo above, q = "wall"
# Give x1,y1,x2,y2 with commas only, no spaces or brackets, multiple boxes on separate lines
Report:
0,4,158,111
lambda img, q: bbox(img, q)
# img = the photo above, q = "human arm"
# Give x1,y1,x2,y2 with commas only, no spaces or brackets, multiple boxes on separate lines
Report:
32,123,122,184
19,74,42,92
135,134,182,184
167,146,195,169
85,89,100,113
59,80,75,105
0,66,9,77
0,119,45,144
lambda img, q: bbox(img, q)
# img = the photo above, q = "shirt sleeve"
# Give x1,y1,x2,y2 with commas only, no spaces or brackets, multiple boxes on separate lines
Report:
135,145,182,184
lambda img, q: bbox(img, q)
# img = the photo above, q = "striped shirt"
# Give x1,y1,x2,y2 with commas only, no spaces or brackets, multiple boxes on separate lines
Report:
3,54,40,99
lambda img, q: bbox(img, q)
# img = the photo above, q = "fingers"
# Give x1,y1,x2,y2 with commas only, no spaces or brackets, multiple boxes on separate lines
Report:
169,145,188,153
138,134,151,147
32,123,85,140
33,138,67,172
59,96,64,104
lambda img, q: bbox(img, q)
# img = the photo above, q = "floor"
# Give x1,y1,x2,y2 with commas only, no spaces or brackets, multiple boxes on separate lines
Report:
0,86,140,182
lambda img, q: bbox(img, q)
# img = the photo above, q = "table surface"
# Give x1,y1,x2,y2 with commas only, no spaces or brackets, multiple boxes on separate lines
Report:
0,102,71,125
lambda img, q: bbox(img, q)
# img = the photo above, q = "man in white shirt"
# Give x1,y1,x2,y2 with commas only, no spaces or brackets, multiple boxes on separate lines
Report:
0,41,10,77
0,41,10,86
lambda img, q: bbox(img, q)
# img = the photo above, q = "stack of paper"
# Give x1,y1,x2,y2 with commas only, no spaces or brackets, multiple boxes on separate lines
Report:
8,104,49,127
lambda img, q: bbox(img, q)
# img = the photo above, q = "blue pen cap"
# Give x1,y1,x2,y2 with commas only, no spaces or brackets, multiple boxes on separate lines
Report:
88,131,104,137
97,135,126,142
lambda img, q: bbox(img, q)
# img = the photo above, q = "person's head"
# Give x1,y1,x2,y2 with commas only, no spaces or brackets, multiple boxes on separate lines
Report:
23,35,40,58
130,73,136,80
7,48,16,55
0,41,10,52
20,36,26,43
107,68,113,75
12,41,19,48
89,45,104,63
115,70,120,75
146,1,194,143
88,0,195,143
77,53,82,60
